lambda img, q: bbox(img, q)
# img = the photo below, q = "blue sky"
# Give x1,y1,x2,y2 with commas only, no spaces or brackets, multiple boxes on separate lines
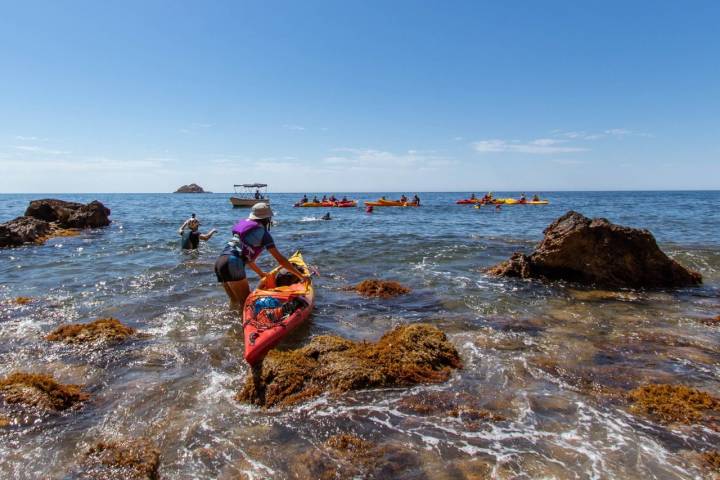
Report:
1,1,718,192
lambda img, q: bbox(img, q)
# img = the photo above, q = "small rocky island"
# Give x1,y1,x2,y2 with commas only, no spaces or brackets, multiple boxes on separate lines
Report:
174,183,208,193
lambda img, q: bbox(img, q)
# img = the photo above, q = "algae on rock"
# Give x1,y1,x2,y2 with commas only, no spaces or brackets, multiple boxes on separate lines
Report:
46,318,136,343
0,372,89,411
79,438,160,480
354,279,411,298
627,384,720,424
238,324,461,408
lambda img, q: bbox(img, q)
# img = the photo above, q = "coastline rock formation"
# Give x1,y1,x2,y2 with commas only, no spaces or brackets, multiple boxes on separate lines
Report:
0,372,89,412
488,211,702,288
174,183,207,193
46,318,136,344
0,199,110,248
238,324,461,408
79,438,160,480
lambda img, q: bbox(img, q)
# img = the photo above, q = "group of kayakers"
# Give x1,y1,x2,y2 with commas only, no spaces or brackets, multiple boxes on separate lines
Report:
465,192,541,204
298,194,349,204
178,203,308,307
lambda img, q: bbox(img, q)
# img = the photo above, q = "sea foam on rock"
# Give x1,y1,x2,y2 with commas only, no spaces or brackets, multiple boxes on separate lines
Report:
237,324,462,408
488,211,702,288
0,198,111,248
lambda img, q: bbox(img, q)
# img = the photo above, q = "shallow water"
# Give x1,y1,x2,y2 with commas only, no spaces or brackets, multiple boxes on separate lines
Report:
1,191,719,479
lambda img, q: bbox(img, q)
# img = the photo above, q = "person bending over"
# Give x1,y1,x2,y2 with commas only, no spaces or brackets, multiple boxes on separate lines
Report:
214,203,306,307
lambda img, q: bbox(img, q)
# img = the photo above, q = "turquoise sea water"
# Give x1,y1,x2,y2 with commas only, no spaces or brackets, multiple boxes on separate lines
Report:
1,191,719,479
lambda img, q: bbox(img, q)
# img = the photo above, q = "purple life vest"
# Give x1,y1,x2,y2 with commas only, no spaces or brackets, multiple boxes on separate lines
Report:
231,219,265,262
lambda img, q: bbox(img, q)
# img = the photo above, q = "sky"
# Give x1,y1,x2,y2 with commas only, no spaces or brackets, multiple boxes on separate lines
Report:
0,0,718,193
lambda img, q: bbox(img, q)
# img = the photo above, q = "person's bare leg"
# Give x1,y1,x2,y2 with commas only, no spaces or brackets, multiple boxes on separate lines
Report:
225,279,250,309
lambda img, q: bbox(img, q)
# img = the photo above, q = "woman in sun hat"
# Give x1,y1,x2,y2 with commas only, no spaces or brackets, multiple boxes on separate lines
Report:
214,202,307,307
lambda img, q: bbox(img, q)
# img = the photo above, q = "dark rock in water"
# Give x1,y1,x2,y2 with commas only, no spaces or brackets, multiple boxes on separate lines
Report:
397,390,505,422
0,216,54,247
0,372,89,411
0,199,110,248
25,198,111,228
174,183,207,193
488,211,702,288
237,324,462,408
79,438,160,480
46,318,136,344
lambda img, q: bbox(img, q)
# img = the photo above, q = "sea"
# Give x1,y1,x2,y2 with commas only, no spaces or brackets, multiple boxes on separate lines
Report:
1,191,719,479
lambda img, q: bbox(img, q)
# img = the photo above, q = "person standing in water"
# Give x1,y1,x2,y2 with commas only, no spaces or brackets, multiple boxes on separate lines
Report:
178,213,217,250
214,203,307,307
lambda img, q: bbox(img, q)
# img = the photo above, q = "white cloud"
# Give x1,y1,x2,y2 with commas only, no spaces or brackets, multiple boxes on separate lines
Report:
551,158,588,165
553,128,653,140
473,139,588,154
14,145,70,155
15,135,48,141
283,124,306,131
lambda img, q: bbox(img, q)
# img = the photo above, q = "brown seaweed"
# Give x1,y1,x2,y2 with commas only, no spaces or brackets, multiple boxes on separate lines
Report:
0,372,89,411
354,279,411,298
238,324,461,408
46,318,136,343
79,438,160,480
627,384,720,424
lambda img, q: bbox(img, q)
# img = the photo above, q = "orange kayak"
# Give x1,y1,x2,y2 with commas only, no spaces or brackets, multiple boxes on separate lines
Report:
242,252,314,366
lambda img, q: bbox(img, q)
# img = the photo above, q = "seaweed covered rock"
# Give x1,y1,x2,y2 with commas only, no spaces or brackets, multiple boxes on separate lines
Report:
238,324,461,408
0,372,89,411
397,390,505,422
174,183,206,193
1,199,111,248
79,438,160,480
46,318,136,344
488,211,702,289
627,384,720,424
290,433,421,480
354,279,411,298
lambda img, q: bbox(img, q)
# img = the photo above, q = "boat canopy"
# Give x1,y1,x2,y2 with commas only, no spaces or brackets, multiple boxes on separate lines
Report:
234,183,267,188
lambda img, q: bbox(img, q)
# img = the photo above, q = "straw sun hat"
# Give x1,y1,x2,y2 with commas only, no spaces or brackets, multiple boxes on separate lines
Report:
248,202,274,220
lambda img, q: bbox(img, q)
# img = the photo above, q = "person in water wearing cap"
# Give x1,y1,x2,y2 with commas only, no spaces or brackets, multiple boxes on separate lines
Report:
214,203,307,307
178,214,217,250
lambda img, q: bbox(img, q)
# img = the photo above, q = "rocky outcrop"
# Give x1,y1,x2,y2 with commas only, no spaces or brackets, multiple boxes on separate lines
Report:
627,384,720,425
0,199,110,248
353,279,411,298
174,183,207,193
488,211,702,289
237,324,462,408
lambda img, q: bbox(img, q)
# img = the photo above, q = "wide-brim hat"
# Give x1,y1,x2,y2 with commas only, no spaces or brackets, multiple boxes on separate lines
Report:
248,202,274,220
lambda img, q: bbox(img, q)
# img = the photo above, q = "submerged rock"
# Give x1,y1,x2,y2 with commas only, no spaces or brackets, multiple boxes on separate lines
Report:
0,372,89,411
46,318,136,343
237,324,461,408
13,296,33,305
0,198,110,248
174,183,207,193
397,390,505,422
290,433,421,480
0,415,9,428
79,438,160,480
488,211,702,289
353,279,411,298
701,451,720,474
627,384,720,424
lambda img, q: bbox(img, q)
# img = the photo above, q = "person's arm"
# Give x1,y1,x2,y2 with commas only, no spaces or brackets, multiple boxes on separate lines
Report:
246,260,267,278
267,247,306,280
199,229,217,241
178,219,189,235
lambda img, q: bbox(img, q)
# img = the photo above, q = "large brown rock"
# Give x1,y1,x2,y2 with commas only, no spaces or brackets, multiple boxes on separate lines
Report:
25,199,111,228
488,211,702,289
0,216,54,247
238,324,462,408
0,199,110,248
174,183,207,193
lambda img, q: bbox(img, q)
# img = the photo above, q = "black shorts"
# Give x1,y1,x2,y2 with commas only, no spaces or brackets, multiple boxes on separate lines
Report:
214,254,246,283
181,230,201,249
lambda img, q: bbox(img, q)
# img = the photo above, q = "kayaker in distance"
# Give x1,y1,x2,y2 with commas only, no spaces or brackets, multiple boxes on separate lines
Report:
300,194,308,204
321,212,331,220
329,194,337,202
470,193,476,200
312,195,320,203
341,196,348,202
519,193,527,203
532,194,540,202
214,203,307,307
178,214,217,249
400,194,408,203
413,194,421,205
321,195,327,202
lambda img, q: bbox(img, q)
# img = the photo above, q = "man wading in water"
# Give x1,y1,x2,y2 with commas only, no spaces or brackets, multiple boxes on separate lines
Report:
214,203,307,307
178,213,217,250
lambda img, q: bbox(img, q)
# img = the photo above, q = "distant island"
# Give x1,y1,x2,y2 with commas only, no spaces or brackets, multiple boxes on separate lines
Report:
174,183,210,193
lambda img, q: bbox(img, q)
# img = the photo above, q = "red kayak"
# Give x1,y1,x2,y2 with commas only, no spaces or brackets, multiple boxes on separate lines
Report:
242,252,314,366
456,199,480,204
